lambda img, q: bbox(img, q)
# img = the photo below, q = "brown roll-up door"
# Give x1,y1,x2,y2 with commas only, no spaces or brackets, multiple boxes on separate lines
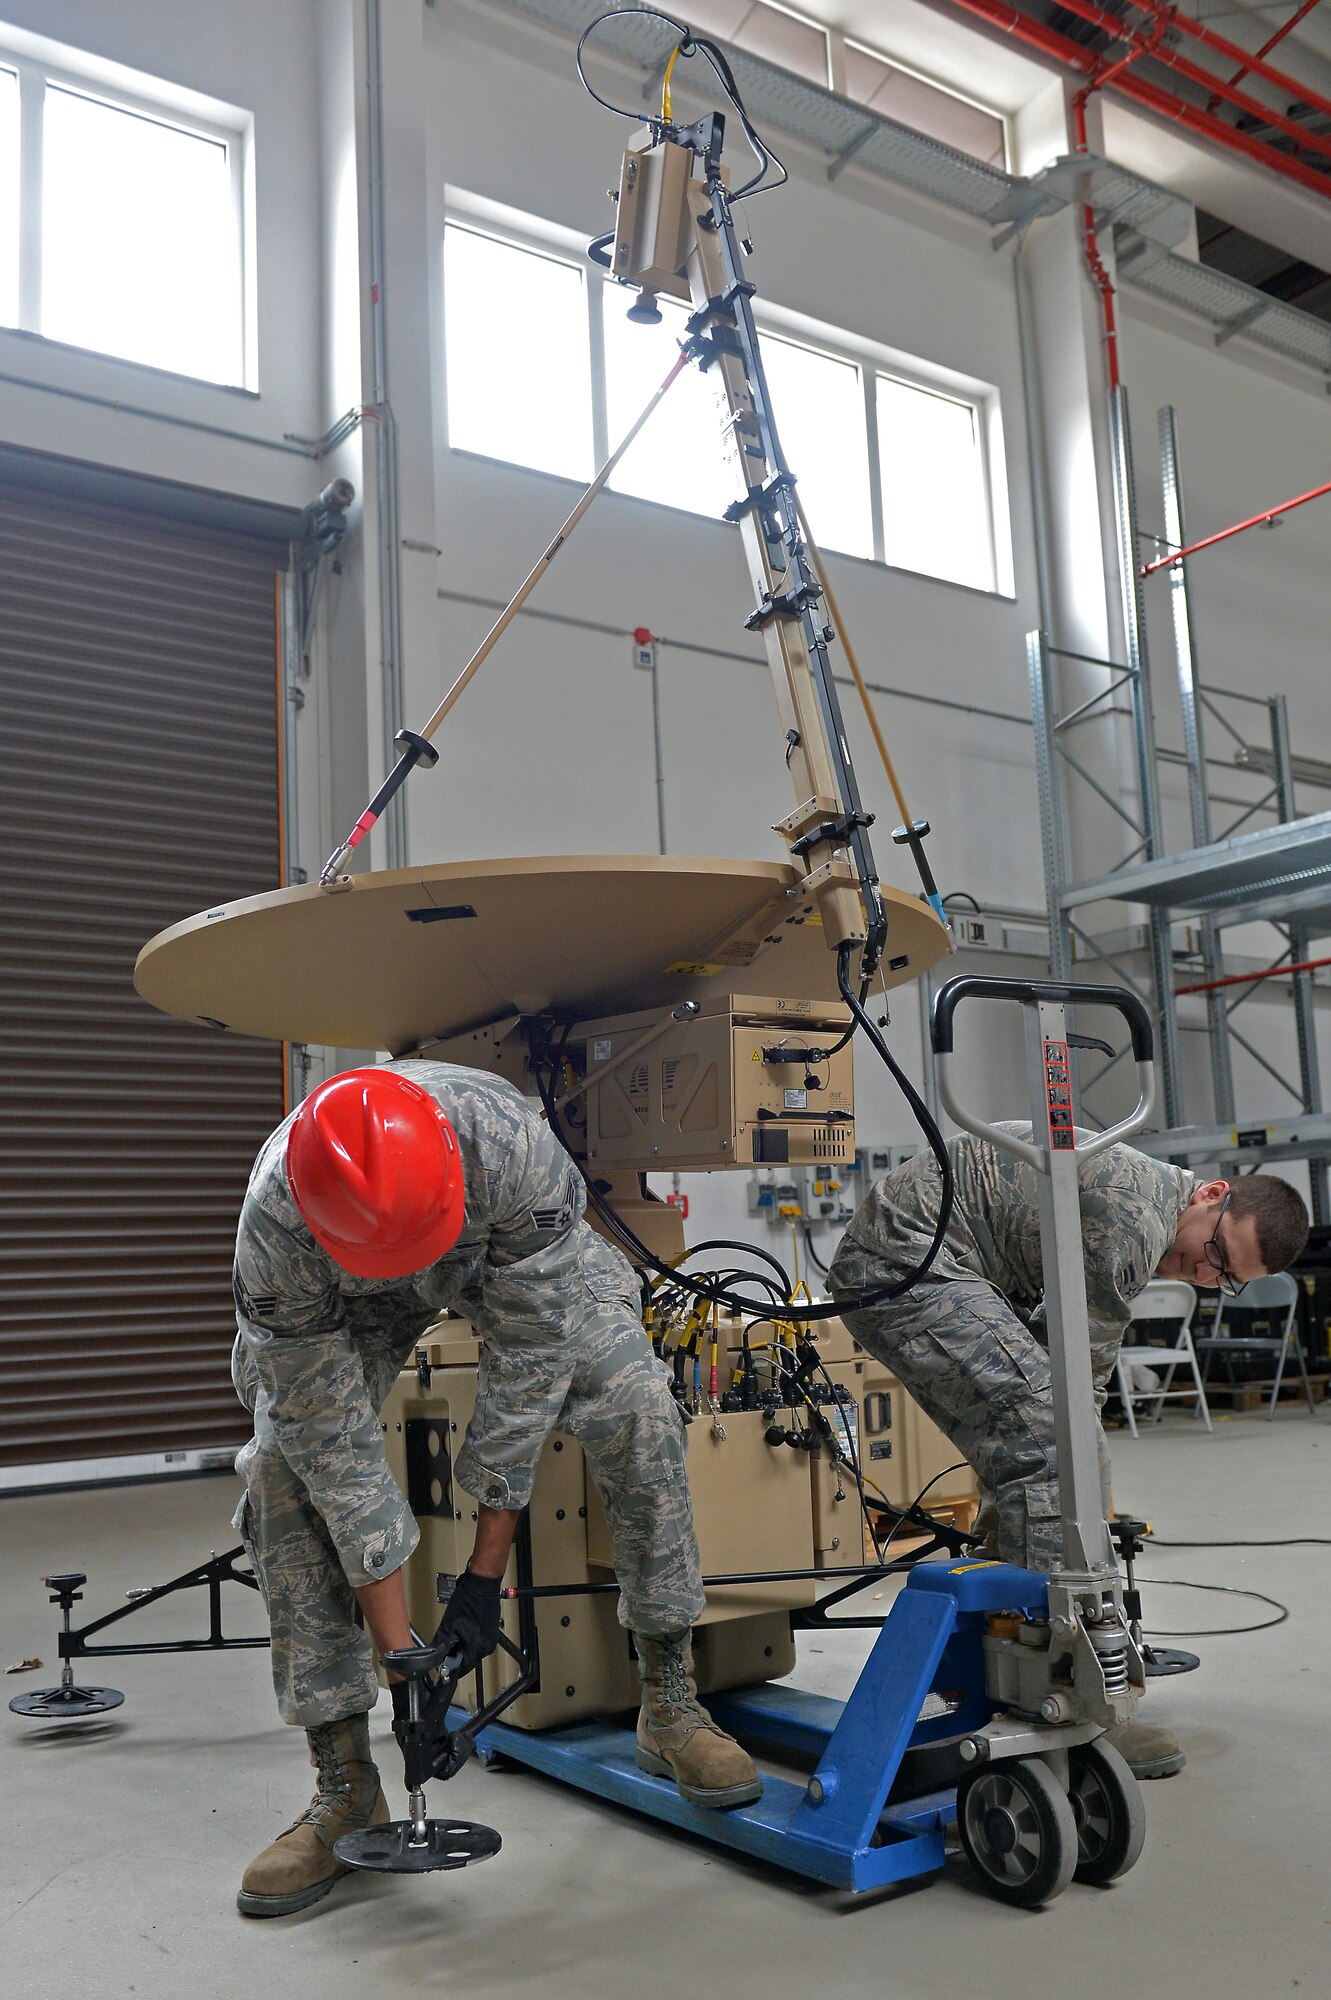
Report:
0,475,289,1471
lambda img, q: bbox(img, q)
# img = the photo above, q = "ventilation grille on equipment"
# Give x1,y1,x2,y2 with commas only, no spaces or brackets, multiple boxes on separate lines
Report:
813,1126,850,1160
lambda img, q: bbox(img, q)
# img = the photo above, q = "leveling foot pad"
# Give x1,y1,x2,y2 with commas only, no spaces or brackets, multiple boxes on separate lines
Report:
333,1818,501,1874
9,1684,125,1719
1143,1646,1200,1678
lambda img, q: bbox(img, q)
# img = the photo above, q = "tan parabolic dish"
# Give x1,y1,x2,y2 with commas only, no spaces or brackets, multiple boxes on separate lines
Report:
134,855,950,1054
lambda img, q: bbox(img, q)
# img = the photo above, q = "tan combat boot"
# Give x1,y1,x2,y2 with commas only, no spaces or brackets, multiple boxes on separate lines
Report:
1103,1718,1185,1779
634,1629,762,1809
237,1714,390,1917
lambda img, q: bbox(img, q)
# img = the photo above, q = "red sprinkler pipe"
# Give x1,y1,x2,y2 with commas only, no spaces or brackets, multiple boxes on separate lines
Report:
1140,476,1331,574
1206,0,1326,114
1073,88,1124,391
1071,21,1171,392
1132,0,1331,121
1051,0,1331,170
944,1,1331,202
1176,955,1331,997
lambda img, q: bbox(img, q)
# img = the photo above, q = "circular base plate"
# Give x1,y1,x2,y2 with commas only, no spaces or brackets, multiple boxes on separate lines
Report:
132,855,950,1054
333,1818,502,1874
9,1685,125,1718
1143,1645,1201,1678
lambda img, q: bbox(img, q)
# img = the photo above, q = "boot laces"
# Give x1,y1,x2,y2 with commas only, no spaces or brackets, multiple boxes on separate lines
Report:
292,1727,356,1831
654,1650,708,1726
311,1728,354,1796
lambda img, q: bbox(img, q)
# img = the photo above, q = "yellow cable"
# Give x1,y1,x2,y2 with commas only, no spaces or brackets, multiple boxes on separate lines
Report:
662,44,680,122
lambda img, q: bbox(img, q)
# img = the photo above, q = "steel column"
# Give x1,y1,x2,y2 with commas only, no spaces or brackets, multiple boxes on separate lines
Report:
1028,631,1073,984
1288,922,1329,1226
1109,384,1182,1129
365,0,408,870
1159,406,1235,1125
1270,698,1330,1220
1025,1004,1114,1573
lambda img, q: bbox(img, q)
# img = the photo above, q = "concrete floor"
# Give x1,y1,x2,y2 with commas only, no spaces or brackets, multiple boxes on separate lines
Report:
4,1412,1328,2000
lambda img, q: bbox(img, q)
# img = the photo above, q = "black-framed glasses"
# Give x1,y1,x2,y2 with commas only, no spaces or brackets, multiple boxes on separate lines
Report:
1202,1192,1247,1299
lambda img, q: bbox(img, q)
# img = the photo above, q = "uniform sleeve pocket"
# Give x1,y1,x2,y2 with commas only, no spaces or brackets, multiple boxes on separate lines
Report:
1026,1476,1061,1520
583,1269,636,1310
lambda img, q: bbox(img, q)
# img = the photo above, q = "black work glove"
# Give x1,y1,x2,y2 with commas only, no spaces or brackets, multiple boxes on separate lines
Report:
435,1566,502,1674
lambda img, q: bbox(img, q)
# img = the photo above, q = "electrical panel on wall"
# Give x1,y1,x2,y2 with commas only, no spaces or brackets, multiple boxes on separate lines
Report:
951,912,1050,958
748,1143,922,1231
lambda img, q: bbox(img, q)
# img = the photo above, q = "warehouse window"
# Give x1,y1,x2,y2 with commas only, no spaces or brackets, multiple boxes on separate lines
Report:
444,204,1008,592
43,89,238,381
762,334,874,561
599,295,870,559
683,1,831,86
0,68,17,328
444,224,593,482
0,39,248,385
877,377,996,592
844,43,1007,170
601,288,735,519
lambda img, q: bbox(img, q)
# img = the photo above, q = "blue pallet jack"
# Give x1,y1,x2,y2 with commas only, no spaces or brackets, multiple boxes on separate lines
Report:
340,975,1162,1908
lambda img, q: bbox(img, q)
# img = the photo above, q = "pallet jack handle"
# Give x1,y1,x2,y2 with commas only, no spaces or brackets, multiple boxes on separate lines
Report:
930,976,1155,1168
930,974,1156,1578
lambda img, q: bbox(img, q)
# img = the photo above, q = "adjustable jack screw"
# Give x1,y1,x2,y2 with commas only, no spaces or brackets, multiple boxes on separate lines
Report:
9,1573,125,1720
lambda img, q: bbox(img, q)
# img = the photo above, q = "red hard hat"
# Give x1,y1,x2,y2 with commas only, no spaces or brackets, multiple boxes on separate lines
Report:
286,1069,465,1279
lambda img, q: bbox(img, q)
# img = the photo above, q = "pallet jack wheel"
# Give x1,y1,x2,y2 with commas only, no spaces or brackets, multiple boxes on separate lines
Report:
1067,1739,1146,1885
9,1684,125,1719
957,1756,1078,1908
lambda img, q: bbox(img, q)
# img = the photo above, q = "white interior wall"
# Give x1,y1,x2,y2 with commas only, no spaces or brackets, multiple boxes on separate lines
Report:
3,0,1329,1241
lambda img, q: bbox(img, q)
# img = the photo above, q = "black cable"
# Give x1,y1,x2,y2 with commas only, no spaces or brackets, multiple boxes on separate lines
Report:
575,9,691,121
1144,1535,1331,1548
941,891,981,910
576,11,787,204
676,1239,792,1292
835,945,955,1293
867,1462,973,1561
1136,1576,1289,1637
802,1226,829,1277
687,37,788,202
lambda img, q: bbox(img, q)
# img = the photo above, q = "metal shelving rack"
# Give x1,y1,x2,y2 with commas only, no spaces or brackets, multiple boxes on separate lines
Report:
1030,397,1330,1224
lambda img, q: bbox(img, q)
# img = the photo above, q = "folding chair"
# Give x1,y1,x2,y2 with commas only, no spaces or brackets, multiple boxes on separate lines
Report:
1115,1278,1212,1436
1194,1271,1316,1419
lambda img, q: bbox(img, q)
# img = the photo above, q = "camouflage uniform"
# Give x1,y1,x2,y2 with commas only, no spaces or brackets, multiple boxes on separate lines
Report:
828,1124,1193,1572
231,1061,704,1727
